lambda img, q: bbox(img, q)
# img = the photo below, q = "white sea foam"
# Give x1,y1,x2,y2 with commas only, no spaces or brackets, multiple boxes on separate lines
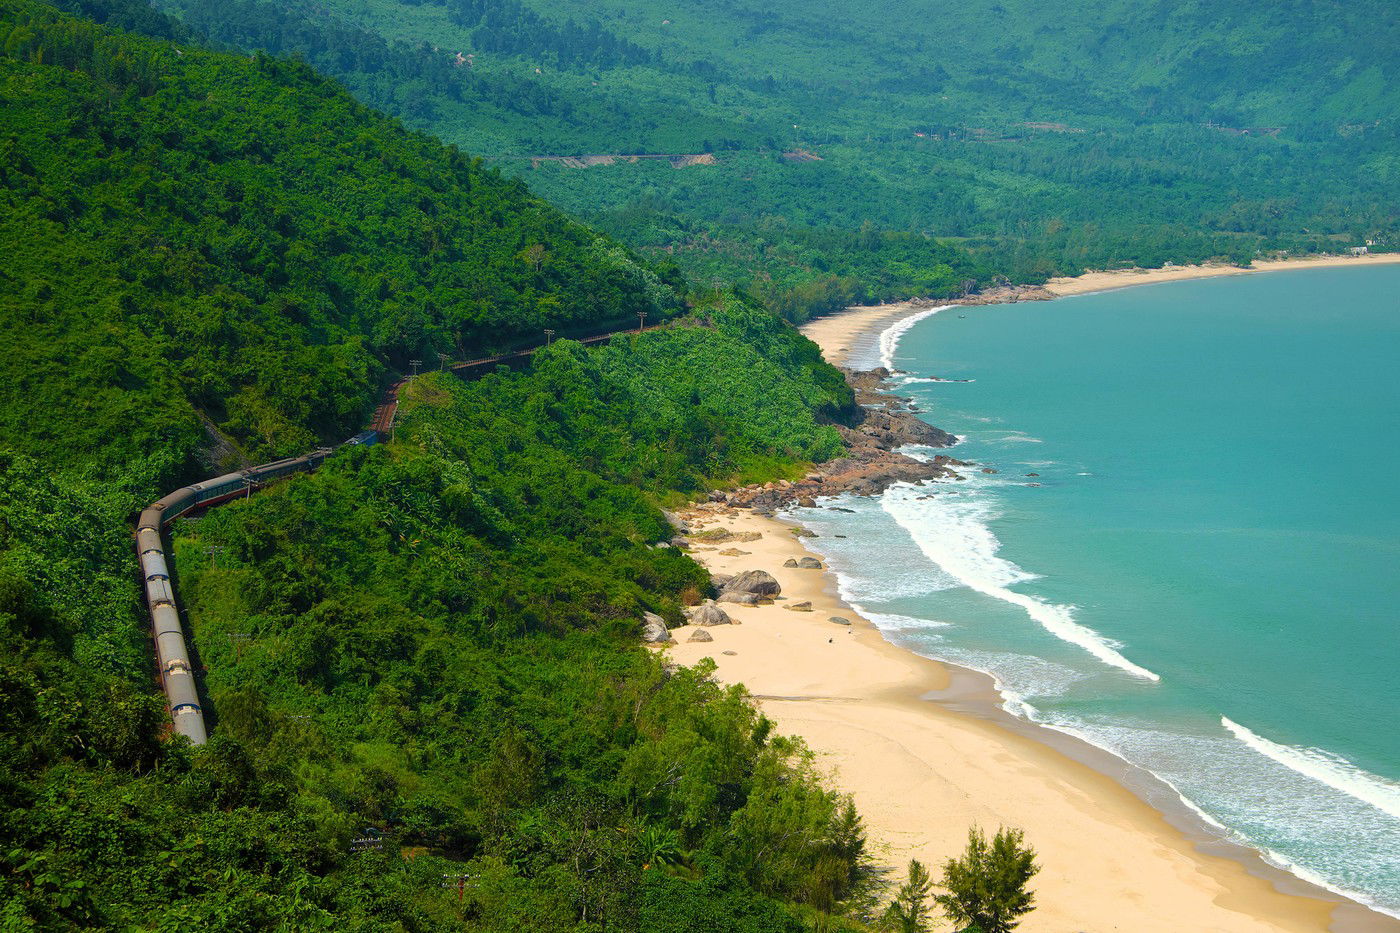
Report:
859,610,952,631
896,375,976,386
881,483,1161,681
1223,717,1400,823
879,305,954,371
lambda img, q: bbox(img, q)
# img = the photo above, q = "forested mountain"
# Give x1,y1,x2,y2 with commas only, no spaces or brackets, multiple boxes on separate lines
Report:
0,1,891,928
0,0,682,488
145,0,1398,320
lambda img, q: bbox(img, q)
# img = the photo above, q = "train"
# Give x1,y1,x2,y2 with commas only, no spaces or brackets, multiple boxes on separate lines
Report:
135,320,659,744
136,433,379,744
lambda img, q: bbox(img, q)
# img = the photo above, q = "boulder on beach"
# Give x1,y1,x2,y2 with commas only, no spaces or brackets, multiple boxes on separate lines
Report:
687,629,714,643
785,601,813,612
829,616,852,625
721,569,781,598
717,590,762,605
797,557,823,569
718,548,751,557
640,612,670,643
783,558,799,567
710,573,733,589
686,600,734,626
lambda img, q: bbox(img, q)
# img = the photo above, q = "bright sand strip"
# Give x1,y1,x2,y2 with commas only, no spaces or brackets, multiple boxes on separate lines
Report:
804,254,1400,368
1045,253,1400,298
661,268,1400,930
664,511,1348,932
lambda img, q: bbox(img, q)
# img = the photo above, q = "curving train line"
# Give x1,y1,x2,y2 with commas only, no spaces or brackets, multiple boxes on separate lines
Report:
137,323,658,743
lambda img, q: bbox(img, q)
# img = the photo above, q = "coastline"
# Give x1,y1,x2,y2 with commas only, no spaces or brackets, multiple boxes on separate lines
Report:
665,265,1400,931
663,506,1369,931
1045,253,1400,298
805,253,1400,369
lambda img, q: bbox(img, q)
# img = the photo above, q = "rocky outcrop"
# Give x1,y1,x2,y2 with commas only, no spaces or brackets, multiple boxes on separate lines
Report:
717,590,762,605
721,570,781,598
797,557,823,569
640,612,670,643
686,600,733,626
785,601,813,612
844,408,957,450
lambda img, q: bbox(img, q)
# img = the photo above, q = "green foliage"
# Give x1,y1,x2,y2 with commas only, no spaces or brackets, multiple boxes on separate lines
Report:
0,287,874,927
147,0,1400,320
934,827,1039,933
0,0,683,485
881,859,933,933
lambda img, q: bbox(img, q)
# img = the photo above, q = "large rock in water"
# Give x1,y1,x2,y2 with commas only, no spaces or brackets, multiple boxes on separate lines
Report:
640,612,670,643
721,569,781,598
686,600,733,626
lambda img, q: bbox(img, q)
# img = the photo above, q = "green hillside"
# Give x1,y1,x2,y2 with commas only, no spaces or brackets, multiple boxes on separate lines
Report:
148,0,1398,319
0,0,682,487
0,2,902,928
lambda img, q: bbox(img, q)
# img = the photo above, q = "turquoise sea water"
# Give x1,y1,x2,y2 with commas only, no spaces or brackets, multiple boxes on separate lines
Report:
790,266,1400,915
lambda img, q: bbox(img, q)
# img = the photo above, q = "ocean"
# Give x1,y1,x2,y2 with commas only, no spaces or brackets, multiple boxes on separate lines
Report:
789,265,1400,916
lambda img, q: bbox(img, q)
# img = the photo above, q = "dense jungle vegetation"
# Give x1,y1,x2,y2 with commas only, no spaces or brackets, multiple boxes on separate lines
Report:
147,0,1399,320
0,1,911,927
0,299,882,929
0,0,682,489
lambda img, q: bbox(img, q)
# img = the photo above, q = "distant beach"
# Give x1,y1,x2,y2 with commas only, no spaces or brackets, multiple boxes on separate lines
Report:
1043,253,1400,298
659,262,1400,931
805,252,1400,369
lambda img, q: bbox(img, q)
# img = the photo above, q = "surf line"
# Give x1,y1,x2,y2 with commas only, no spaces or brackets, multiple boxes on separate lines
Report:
881,483,1161,683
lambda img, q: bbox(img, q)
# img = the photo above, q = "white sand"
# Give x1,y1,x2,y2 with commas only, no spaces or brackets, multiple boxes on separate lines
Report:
653,269,1400,928
1044,253,1400,297
662,510,1342,931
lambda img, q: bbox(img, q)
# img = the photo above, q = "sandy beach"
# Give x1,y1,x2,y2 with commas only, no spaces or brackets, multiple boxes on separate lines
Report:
805,254,1400,369
1044,253,1400,297
663,506,1386,931
659,264,1400,931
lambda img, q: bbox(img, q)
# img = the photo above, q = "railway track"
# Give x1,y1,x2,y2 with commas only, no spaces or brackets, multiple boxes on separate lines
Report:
136,323,659,743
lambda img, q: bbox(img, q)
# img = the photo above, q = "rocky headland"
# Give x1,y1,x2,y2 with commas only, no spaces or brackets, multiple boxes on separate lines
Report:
720,365,969,515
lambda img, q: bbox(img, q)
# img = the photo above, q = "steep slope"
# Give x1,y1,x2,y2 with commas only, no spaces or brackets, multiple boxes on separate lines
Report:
146,0,1398,321
0,0,681,486
0,3,889,928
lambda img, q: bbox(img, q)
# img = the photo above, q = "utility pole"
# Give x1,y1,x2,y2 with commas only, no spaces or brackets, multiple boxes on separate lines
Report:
227,632,252,661
441,873,476,903
637,311,647,333
409,359,422,379
544,328,555,345
205,544,226,568
242,475,258,500
437,352,448,371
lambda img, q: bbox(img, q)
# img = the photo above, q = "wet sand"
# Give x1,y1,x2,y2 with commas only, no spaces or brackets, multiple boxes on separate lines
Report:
664,506,1390,931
